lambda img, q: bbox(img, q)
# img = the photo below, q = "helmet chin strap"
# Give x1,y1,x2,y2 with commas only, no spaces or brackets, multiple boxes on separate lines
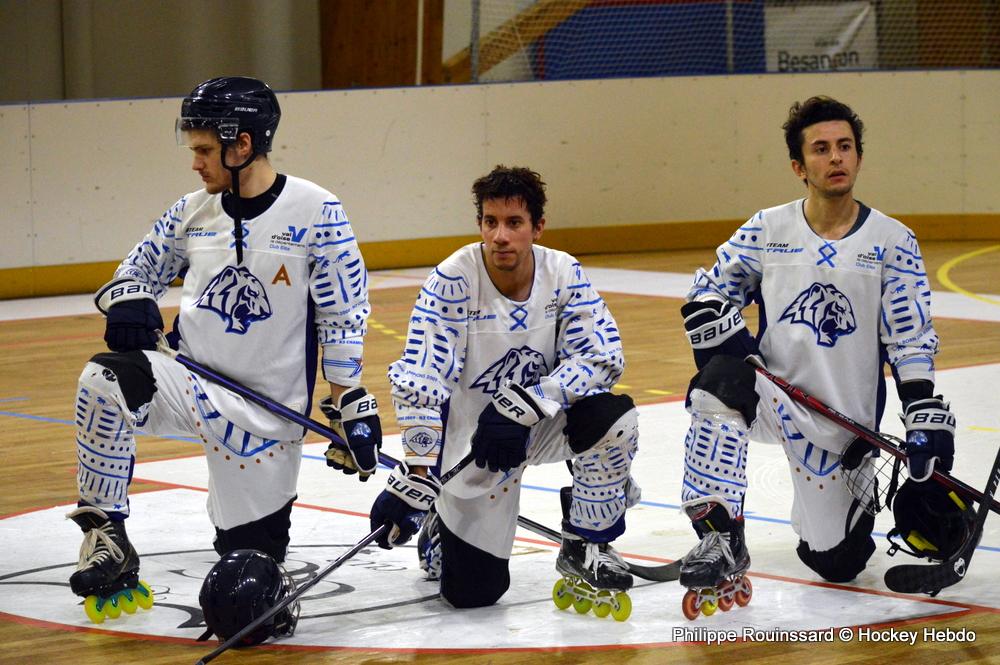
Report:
222,146,257,265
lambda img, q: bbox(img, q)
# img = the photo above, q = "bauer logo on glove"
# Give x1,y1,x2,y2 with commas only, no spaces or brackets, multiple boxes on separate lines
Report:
320,387,382,481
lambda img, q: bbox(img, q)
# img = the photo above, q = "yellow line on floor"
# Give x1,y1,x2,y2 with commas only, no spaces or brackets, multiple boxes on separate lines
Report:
936,245,1000,305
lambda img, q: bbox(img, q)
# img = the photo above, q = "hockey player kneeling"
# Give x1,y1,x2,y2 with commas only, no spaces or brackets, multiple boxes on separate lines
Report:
369,166,640,621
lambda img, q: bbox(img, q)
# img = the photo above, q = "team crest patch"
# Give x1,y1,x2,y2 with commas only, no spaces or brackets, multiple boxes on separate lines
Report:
779,282,856,347
471,346,549,395
403,426,440,457
195,266,273,334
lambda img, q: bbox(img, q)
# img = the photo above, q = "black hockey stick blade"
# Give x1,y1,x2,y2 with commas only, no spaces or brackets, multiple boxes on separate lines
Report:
514,515,680,582
753,363,1000,515
884,446,1000,595
196,524,388,665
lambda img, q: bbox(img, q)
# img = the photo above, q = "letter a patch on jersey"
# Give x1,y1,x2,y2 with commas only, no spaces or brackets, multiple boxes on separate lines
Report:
272,264,292,286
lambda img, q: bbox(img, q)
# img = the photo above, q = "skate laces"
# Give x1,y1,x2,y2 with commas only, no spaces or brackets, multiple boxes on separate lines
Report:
687,531,734,567
584,542,629,575
68,507,124,570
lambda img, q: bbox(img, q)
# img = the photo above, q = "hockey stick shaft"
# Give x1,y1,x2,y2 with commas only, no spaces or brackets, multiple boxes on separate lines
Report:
196,524,388,665
754,364,1000,514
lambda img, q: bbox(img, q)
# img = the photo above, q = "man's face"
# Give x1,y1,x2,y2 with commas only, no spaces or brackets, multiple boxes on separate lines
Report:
185,129,232,194
479,196,543,274
792,120,862,198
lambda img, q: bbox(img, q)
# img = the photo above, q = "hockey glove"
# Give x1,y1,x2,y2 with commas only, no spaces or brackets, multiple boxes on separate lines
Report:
681,299,760,370
902,397,956,481
321,388,382,481
370,462,441,549
104,299,163,353
471,382,548,473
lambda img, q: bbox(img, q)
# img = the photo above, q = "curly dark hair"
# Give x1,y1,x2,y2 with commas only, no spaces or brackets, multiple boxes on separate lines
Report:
472,165,547,227
783,96,864,163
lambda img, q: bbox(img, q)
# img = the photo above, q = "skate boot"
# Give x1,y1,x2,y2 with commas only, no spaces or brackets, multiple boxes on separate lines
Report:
679,499,752,620
67,506,154,624
552,531,634,621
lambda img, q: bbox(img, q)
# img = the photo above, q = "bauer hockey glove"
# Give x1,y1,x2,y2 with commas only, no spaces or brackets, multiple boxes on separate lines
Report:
902,397,956,481
681,299,761,370
104,299,164,353
471,382,550,473
321,388,382,481
370,462,441,549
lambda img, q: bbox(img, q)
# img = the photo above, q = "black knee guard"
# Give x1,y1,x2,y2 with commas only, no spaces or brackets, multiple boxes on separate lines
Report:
213,498,295,563
796,510,876,583
563,392,636,455
686,354,759,426
90,351,157,412
438,517,510,608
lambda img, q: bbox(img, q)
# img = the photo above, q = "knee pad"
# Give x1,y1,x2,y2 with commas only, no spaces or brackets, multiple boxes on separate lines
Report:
438,517,510,608
86,351,157,414
564,392,636,455
686,355,758,427
796,510,875,583
213,498,295,563
682,389,749,517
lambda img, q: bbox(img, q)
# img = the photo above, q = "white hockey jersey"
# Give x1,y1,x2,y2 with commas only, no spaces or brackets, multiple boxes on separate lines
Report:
690,199,938,451
389,243,624,492
96,175,371,441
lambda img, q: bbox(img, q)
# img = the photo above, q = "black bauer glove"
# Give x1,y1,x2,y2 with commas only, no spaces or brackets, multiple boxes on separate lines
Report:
321,387,382,481
681,299,761,370
104,299,163,352
471,382,549,473
902,397,956,481
369,462,442,549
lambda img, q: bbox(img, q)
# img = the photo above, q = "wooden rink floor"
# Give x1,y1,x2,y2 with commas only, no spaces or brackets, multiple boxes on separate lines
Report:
1,242,998,664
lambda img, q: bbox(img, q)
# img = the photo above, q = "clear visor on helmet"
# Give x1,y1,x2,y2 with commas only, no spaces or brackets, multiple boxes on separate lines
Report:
175,117,240,146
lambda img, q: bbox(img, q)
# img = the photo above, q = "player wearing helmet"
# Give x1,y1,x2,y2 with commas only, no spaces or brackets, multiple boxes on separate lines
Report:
65,76,381,625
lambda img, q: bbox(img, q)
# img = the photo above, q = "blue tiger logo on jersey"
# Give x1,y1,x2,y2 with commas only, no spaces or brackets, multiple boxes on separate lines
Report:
779,282,856,347
471,346,549,395
195,266,273,334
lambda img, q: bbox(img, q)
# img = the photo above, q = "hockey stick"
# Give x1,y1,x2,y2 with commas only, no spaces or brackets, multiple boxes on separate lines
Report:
195,524,388,664
515,514,681,582
752,363,1000,515
168,351,474,484
883,445,1000,596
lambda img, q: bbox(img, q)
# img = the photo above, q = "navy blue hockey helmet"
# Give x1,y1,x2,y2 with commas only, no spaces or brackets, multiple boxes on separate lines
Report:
199,549,298,645
177,76,280,154
888,479,975,561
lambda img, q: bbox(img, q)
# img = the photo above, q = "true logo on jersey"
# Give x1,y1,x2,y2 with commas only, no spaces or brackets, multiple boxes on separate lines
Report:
195,266,273,334
471,346,548,395
779,282,856,347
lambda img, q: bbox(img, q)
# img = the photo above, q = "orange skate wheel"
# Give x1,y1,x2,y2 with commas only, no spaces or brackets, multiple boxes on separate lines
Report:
681,589,701,621
735,577,753,607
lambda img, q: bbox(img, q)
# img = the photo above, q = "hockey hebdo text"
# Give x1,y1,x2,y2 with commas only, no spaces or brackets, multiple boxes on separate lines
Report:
672,626,976,646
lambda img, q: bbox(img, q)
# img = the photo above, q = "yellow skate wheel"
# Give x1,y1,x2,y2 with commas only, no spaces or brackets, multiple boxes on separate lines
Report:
83,595,106,624
681,589,700,621
611,592,632,622
552,579,573,610
593,590,612,618
573,597,592,614
735,576,753,607
104,597,123,620
135,581,155,610
701,598,718,616
118,590,138,614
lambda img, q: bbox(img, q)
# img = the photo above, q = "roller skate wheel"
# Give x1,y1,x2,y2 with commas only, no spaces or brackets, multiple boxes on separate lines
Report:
735,577,753,607
136,581,155,610
610,592,631,622
83,595,105,624
573,596,592,615
105,597,123,619
592,590,612,618
119,591,138,614
717,583,734,612
700,598,718,616
681,589,700,621
552,579,573,611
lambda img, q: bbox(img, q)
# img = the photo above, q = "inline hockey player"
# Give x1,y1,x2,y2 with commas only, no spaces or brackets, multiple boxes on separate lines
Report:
66,76,381,623
675,96,954,619
368,166,641,620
